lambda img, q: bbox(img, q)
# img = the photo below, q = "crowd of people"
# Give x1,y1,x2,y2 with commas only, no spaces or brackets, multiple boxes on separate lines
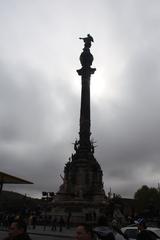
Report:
0,213,156,240
0,213,66,232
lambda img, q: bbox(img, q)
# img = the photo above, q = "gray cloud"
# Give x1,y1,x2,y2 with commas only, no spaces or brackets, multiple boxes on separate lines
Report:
1,0,160,198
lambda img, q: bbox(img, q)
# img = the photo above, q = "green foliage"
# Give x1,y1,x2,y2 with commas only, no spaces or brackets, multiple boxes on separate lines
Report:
134,185,160,215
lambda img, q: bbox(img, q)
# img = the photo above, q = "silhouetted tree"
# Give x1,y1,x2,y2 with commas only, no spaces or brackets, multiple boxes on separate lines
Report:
134,185,160,217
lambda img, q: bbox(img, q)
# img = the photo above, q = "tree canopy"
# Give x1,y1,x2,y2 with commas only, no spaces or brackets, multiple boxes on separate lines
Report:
134,185,160,217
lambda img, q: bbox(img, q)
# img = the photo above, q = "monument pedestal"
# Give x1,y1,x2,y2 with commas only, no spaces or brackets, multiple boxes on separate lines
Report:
51,200,108,225
51,149,108,224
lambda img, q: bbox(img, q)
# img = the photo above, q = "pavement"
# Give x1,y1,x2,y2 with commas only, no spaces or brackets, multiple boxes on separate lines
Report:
0,225,75,238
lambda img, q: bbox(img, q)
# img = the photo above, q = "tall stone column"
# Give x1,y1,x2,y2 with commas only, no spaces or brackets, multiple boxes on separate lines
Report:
77,34,96,152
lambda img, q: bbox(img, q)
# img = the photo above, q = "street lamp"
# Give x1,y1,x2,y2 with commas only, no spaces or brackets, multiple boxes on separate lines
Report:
42,192,54,201
41,192,55,230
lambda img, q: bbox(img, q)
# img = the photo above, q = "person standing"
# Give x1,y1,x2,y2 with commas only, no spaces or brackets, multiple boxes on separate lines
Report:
135,218,153,240
58,216,65,232
51,216,57,231
3,219,32,240
76,223,94,240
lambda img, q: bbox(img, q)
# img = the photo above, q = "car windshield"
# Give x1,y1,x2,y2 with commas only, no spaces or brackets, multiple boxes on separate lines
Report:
124,229,138,239
153,230,160,238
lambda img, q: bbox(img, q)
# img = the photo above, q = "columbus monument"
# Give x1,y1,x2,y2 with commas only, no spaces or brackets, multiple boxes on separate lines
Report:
51,35,107,223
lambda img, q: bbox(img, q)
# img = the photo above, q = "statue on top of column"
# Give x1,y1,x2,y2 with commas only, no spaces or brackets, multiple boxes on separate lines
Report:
77,34,96,73
79,34,94,49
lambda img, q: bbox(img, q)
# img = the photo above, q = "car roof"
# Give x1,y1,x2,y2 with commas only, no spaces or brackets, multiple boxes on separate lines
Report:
121,227,160,238
122,227,160,230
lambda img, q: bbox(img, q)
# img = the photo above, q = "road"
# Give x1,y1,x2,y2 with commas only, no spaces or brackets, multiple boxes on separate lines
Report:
0,231,73,240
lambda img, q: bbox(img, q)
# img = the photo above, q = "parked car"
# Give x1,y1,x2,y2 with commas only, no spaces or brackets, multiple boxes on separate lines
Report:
94,226,127,240
121,226,160,240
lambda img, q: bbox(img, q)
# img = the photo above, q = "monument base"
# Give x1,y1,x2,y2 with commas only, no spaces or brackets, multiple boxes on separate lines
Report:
50,199,109,225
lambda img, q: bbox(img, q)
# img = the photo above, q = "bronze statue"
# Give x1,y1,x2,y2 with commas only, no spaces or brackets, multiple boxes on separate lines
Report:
79,34,94,48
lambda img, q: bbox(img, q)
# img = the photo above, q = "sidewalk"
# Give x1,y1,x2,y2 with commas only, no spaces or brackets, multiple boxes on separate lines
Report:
1,225,75,238
28,225,75,238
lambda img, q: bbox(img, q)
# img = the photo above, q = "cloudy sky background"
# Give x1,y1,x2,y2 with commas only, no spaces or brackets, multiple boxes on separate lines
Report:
1,0,160,198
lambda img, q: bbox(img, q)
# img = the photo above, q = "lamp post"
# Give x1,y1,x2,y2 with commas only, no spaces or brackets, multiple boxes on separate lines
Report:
42,192,55,201
41,192,55,230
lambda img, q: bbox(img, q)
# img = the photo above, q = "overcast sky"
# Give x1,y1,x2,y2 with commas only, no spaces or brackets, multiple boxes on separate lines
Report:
1,0,160,199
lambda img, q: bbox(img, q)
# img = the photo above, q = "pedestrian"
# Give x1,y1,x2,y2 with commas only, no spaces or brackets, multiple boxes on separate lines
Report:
32,214,36,230
51,216,57,231
135,218,154,240
58,216,65,232
27,215,32,230
66,212,71,229
76,223,94,240
3,219,32,240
